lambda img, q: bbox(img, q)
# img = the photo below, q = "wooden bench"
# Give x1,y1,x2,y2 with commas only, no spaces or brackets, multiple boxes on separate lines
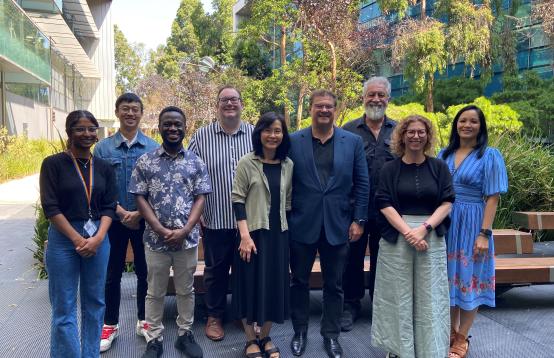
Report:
493,229,533,255
496,257,554,284
512,211,554,230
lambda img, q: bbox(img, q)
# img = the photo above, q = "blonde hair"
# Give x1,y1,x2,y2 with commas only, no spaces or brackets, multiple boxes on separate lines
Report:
390,115,436,157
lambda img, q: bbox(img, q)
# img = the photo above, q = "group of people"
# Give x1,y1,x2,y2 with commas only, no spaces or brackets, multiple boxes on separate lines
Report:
39,76,508,358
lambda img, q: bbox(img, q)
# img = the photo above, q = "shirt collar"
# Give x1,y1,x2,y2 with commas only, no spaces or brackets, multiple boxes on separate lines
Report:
358,115,395,128
114,130,147,148
214,120,247,135
155,145,186,158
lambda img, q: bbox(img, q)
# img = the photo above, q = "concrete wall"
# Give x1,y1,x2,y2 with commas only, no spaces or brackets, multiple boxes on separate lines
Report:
5,91,50,139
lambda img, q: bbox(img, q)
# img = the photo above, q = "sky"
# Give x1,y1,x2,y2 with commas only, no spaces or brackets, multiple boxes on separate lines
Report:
112,0,214,51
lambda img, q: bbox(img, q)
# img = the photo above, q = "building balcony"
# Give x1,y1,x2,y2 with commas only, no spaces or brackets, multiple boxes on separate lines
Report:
0,0,52,84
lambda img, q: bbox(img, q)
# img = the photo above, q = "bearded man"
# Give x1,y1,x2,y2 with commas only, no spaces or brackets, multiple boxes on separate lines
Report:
340,77,397,331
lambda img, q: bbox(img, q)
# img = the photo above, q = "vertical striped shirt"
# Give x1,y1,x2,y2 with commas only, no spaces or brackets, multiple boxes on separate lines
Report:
188,121,254,229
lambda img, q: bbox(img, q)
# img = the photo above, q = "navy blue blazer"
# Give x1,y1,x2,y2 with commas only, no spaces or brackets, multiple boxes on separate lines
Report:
288,127,370,246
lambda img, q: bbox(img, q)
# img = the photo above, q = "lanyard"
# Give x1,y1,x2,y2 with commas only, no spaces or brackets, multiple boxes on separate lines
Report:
69,151,94,218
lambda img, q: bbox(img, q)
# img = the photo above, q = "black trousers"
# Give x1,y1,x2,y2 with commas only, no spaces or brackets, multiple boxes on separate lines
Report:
290,229,349,339
342,219,380,306
104,220,147,325
203,228,237,319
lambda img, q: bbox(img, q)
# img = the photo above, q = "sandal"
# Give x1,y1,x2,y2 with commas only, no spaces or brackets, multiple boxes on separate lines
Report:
450,327,457,347
260,336,280,358
448,332,470,358
244,339,263,358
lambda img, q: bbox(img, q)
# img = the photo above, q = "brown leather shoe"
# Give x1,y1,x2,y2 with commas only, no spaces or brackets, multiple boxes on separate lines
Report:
205,317,224,341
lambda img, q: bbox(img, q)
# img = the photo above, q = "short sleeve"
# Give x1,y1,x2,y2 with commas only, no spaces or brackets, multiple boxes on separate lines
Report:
192,155,212,195
99,163,117,218
187,132,199,155
129,154,149,196
483,147,508,196
375,164,394,209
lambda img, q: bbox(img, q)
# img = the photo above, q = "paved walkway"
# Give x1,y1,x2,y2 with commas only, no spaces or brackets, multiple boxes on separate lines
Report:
0,176,553,357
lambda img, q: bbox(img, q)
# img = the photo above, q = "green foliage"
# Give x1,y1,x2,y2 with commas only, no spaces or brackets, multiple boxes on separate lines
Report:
114,25,143,94
446,97,522,135
0,129,57,183
491,71,554,137
377,0,412,19
491,134,554,229
31,204,49,279
232,37,272,79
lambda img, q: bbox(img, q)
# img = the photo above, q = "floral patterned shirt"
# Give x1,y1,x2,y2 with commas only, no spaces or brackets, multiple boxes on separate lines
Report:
129,146,212,251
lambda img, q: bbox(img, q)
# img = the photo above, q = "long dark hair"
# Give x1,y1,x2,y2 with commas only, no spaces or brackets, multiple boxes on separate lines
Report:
252,112,290,160
441,105,488,159
65,110,98,147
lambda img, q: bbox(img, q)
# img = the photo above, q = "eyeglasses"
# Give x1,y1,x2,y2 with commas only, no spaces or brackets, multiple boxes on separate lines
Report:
218,96,241,104
313,104,335,110
118,106,141,114
406,130,427,138
365,92,388,99
73,126,98,133
262,128,283,135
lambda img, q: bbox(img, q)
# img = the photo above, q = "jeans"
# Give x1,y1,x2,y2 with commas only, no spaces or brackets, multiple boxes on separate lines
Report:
104,220,147,324
46,221,110,358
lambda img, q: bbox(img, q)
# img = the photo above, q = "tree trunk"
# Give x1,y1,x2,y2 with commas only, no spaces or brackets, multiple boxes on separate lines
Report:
425,75,434,113
421,0,427,19
328,40,337,92
280,24,291,127
296,85,306,130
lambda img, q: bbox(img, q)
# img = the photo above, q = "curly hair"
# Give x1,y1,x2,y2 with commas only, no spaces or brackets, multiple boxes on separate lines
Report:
390,115,436,157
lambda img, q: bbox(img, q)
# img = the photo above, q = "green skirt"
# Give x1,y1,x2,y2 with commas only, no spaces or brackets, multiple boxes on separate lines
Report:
371,215,450,358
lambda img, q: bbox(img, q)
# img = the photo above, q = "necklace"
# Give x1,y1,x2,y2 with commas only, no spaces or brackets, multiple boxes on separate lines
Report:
76,157,91,168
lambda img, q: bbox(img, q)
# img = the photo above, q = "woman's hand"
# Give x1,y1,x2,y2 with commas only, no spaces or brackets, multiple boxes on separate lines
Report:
238,235,257,263
76,236,102,258
404,225,428,247
473,234,489,256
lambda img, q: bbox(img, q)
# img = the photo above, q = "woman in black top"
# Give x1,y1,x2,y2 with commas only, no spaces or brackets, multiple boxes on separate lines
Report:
231,112,293,358
370,115,455,358
40,110,117,358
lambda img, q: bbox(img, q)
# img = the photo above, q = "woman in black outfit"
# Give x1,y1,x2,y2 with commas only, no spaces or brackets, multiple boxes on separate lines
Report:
40,110,117,357
231,112,293,358
370,115,455,358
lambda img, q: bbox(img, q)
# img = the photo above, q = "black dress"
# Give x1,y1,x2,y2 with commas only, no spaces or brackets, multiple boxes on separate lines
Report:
231,162,290,324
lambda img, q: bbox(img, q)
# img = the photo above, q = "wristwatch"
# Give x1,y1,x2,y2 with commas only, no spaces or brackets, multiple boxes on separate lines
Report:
423,222,433,233
479,228,492,239
353,219,366,226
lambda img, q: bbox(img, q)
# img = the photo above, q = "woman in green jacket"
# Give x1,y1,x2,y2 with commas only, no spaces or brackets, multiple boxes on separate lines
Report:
231,112,293,358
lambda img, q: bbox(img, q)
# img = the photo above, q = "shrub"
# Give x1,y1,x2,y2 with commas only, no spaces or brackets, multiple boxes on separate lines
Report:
31,204,49,279
491,134,554,232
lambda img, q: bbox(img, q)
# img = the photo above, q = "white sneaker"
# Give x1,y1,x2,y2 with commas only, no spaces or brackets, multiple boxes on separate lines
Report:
136,320,149,337
99,324,119,352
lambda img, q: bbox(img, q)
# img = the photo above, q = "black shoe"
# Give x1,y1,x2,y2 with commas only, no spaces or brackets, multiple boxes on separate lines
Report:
323,338,343,358
175,331,203,358
290,331,307,356
142,339,163,358
340,304,360,332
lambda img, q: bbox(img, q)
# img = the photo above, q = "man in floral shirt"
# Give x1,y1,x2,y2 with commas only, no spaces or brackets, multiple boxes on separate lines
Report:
130,106,212,358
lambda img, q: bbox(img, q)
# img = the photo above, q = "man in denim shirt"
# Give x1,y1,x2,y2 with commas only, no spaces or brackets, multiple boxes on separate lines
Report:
94,93,159,352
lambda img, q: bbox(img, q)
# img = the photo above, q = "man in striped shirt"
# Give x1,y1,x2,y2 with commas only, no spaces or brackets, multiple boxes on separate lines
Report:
188,85,254,341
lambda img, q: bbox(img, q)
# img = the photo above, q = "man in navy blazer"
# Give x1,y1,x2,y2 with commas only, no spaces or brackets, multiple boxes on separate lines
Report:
288,90,369,358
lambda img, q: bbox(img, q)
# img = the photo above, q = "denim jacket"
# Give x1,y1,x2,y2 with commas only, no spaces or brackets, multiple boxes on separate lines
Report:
94,131,159,213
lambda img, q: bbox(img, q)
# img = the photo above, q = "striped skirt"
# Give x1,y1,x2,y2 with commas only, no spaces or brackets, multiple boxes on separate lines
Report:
371,215,450,358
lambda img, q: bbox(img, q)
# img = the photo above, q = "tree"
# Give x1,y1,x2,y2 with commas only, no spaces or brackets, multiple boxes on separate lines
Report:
392,19,447,112
377,0,427,19
436,0,494,78
114,25,143,94
208,0,235,65
532,0,554,68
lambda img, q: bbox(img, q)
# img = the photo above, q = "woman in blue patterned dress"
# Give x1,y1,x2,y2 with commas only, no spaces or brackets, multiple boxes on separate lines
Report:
440,105,508,358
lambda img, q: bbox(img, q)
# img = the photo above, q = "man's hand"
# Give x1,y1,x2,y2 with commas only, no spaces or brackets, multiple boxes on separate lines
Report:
164,227,190,249
121,210,141,230
349,222,364,242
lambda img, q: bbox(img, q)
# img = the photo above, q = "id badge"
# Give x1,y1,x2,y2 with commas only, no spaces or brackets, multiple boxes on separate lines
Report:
84,219,98,237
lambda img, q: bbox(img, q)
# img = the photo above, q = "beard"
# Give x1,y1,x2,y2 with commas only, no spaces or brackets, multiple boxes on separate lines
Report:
365,105,386,121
